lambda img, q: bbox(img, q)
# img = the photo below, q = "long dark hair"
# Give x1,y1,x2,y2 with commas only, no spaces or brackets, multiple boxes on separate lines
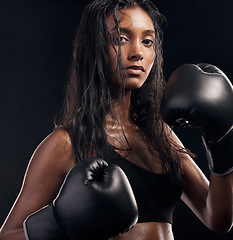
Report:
55,0,187,175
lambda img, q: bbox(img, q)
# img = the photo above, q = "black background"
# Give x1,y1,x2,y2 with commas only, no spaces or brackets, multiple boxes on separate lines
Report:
0,0,233,239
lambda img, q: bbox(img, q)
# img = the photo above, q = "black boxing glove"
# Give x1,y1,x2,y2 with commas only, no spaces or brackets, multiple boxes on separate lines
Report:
161,63,233,176
23,157,138,240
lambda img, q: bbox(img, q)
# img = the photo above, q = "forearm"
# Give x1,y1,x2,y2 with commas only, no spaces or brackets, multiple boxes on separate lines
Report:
161,63,233,232
206,171,233,232
0,228,26,240
0,226,68,240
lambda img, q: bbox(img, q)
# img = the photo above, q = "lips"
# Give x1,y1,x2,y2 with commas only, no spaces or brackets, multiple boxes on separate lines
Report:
126,65,145,72
125,65,145,75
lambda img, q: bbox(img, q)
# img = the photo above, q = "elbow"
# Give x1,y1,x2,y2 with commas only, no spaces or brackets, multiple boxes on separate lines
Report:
0,230,7,240
211,224,233,234
0,226,26,240
0,229,10,240
204,201,233,233
208,217,233,233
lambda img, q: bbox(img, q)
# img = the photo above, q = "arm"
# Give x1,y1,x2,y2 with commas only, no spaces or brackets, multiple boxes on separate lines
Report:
161,63,233,232
0,130,74,240
173,132,233,232
1,129,138,240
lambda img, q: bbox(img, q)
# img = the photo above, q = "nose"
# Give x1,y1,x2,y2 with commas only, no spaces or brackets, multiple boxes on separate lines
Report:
128,40,143,61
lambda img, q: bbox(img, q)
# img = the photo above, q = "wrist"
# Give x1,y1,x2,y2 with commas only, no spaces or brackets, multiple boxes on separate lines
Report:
202,128,233,176
23,204,66,240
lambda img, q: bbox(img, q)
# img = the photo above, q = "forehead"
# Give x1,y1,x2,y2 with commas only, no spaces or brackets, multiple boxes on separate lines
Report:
105,7,154,32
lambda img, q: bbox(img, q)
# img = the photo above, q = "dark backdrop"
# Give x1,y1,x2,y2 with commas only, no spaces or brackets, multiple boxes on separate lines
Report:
0,0,233,239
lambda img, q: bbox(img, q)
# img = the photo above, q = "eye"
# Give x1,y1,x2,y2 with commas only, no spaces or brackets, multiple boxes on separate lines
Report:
120,36,127,41
112,35,129,45
119,35,129,44
142,39,155,47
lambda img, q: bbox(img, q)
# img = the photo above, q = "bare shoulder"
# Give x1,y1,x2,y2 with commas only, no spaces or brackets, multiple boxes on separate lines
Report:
20,128,76,202
0,129,75,234
28,129,75,175
164,124,201,172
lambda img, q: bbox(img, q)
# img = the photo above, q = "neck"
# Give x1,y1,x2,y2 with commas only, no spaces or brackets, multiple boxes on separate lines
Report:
107,89,132,127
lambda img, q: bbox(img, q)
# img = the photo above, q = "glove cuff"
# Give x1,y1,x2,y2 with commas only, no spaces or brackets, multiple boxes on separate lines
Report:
202,129,233,176
23,204,66,240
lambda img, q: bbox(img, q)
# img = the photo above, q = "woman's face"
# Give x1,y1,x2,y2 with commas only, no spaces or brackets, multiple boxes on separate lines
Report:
106,6,156,90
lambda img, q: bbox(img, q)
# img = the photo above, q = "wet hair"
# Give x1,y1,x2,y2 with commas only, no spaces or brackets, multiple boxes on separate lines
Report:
55,0,189,175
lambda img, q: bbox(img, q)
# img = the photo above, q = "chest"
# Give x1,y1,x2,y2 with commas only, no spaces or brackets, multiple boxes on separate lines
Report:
106,124,163,174
103,146,183,224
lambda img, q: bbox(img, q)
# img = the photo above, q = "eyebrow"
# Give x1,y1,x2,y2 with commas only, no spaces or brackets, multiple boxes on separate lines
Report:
111,27,155,35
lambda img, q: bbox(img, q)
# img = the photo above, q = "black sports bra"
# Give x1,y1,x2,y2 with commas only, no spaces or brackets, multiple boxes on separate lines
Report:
103,146,183,224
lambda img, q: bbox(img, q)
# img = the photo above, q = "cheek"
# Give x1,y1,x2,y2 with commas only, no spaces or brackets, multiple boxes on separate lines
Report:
147,51,156,72
150,48,156,63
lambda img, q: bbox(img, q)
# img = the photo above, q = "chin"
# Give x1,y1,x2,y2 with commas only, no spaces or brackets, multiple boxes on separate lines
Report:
125,77,146,89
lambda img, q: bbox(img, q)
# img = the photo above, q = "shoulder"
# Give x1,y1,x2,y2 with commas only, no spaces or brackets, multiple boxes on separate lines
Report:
37,129,72,155
22,129,75,208
28,129,75,176
0,130,75,231
165,125,209,193
164,125,207,177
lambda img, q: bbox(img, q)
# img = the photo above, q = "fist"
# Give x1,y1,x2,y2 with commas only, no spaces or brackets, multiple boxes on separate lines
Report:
160,63,233,143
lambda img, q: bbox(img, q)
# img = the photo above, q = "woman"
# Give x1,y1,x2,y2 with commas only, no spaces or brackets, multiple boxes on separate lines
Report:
0,0,232,239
